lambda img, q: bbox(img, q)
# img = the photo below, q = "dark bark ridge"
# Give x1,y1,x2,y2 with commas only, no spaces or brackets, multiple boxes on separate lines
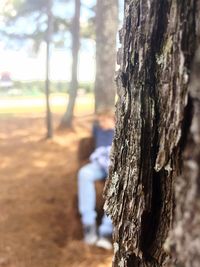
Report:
104,1,198,266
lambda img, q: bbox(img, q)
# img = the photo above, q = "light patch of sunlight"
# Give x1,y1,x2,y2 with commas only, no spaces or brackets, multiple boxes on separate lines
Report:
33,160,48,168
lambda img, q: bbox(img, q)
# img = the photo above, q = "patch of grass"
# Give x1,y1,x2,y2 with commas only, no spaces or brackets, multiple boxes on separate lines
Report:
6,81,94,96
0,93,94,116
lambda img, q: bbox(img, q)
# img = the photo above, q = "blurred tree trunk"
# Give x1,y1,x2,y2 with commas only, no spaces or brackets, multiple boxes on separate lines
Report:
94,0,118,112
60,0,80,128
45,0,53,138
104,1,200,266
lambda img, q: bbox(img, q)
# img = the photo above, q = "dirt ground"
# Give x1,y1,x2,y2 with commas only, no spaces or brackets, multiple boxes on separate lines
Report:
0,114,112,267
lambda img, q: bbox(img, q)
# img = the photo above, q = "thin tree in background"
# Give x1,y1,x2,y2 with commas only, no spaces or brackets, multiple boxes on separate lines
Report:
45,0,53,138
60,0,80,128
94,0,118,112
104,0,200,266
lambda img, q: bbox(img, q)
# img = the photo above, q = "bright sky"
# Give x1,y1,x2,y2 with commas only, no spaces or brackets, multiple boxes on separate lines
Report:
0,40,96,82
0,0,123,82
0,0,96,82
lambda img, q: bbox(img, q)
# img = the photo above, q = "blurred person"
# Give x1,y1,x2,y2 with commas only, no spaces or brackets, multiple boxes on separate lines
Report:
78,109,115,250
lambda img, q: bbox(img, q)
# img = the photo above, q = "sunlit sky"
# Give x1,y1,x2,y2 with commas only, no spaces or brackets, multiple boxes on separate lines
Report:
0,40,96,82
0,0,123,82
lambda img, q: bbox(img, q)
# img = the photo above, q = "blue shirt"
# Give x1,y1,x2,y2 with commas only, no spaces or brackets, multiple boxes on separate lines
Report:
93,124,114,149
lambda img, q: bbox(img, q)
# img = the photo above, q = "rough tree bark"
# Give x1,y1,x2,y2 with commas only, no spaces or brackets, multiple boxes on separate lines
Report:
60,0,80,127
104,1,200,266
94,0,118,112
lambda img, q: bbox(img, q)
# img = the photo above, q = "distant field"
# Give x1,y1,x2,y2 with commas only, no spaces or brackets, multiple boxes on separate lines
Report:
0,93,94,116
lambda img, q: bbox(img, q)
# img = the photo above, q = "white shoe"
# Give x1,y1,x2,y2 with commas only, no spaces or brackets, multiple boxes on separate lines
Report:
83,224,98,245
96,237,112,250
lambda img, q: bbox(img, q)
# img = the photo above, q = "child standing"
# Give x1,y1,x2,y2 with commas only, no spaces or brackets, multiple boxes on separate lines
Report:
78,110,115,249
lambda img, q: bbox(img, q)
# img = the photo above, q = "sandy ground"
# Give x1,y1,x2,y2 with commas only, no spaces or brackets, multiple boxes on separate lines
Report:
0,114,112,267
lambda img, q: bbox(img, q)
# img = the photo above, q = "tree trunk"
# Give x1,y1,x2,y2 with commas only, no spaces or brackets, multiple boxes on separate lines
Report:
104,1,200,266
60,0,80,128
45,0,53,138
94,0,118,112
